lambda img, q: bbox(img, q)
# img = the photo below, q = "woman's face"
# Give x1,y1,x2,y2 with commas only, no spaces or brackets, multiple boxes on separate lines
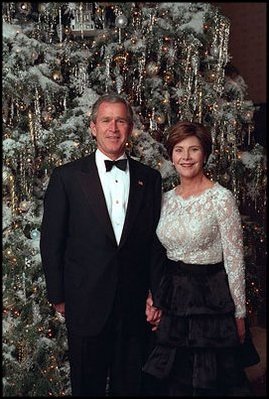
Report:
172,135,205,179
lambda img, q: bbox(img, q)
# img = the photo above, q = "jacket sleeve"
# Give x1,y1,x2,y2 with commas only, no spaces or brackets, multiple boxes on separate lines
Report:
150,171,167,303
40,168,68,304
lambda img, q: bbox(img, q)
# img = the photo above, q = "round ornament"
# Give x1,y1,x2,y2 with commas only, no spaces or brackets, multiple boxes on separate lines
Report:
210,45,219,58
18,2,32,15
30,229,40,240
37,3,47,13
19,200,31,212
115,14,128,28
52,69,62,82
163,71,173,84
145,61,159,77
155,113,166,124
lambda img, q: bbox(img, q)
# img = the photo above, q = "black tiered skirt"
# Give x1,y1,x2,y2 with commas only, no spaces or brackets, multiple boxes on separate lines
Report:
143,259,250,393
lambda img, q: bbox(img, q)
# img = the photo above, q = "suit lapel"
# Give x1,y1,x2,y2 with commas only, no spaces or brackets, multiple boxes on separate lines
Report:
78,153,116,245
119,157,145,248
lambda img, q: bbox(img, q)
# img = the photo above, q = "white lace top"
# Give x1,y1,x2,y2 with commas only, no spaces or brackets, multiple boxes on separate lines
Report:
157,182,246,318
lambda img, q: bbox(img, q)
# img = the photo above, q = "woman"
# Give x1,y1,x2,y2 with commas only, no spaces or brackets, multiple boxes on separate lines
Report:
143,121,252,396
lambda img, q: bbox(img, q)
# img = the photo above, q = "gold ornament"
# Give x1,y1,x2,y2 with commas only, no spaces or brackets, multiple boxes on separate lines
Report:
113,51,129,67
155,113,166,124
163,71,173,84
52,69,62,82
145,61,159,77
16,101,28,111
204,69,217,83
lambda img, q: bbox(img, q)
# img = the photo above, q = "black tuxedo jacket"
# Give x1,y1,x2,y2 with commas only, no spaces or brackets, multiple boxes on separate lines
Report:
40,152,165,336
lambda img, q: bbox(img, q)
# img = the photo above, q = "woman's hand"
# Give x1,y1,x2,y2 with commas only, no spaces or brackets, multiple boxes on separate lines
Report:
235,317,245,343
145,292,162,331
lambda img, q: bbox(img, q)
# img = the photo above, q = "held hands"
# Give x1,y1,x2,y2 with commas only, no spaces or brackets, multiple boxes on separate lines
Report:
53,302,65,317
145,292,162,331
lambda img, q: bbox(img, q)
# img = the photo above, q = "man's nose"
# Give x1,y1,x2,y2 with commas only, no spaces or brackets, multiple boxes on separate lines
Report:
108,120,118,130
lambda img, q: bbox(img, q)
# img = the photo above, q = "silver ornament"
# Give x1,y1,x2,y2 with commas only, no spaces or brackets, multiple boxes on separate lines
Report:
210,45,219,58
115,14,128,28
30,229,40,240
146,61,159,77
19,200,31,212
3,166,12,185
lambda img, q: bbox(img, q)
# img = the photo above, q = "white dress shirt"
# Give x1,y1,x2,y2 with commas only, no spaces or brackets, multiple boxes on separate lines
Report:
95,149,130,245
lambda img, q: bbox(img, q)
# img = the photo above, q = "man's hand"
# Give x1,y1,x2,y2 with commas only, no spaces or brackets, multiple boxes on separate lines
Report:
145,292,162,331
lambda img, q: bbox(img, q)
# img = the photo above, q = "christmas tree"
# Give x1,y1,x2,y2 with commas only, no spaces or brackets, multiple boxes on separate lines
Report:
2,2,266,396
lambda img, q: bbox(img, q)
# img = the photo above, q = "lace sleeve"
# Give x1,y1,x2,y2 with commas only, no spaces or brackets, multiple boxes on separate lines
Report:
215,190,246,318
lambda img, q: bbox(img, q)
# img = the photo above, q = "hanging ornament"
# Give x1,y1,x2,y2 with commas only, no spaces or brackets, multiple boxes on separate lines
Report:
115,13,128,44
41,111,53,123
52,69,63,82
3,166,13,186
30,228,40,240
17,2,32,15
57,7,63,43
210,44,219,58
145,61,159,77
19,200,31,213
116,75,124,94
163,71,173,84
113,51,129,67
204,68,217,83
37,3,47,13
222,172,230,182
155,113,166,125
115,14,128,28
31,50,39,62
16,100,28,112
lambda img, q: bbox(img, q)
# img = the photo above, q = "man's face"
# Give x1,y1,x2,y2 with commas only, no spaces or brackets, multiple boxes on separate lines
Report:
90,101,133,160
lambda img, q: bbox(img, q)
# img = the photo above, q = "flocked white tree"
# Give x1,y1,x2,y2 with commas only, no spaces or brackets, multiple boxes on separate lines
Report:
2,2,266,396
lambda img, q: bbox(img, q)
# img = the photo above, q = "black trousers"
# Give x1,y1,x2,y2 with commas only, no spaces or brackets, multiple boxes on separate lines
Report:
67,300,149,397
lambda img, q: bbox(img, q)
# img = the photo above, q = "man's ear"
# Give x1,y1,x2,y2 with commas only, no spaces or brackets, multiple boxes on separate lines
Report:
90,121,96,137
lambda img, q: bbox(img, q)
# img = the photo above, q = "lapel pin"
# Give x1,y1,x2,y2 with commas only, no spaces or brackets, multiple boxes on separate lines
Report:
138,180,144,186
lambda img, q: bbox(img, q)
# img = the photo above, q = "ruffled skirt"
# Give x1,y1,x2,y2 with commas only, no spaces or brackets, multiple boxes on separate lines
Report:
143,259,250,393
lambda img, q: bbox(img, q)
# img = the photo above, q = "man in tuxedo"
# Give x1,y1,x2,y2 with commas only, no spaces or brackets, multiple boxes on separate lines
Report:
40,94,165,396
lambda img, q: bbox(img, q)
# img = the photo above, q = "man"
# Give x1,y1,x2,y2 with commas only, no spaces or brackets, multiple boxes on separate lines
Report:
40,94,164,396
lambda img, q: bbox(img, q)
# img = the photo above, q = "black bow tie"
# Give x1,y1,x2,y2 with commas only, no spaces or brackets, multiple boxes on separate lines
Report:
104,159,127,172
